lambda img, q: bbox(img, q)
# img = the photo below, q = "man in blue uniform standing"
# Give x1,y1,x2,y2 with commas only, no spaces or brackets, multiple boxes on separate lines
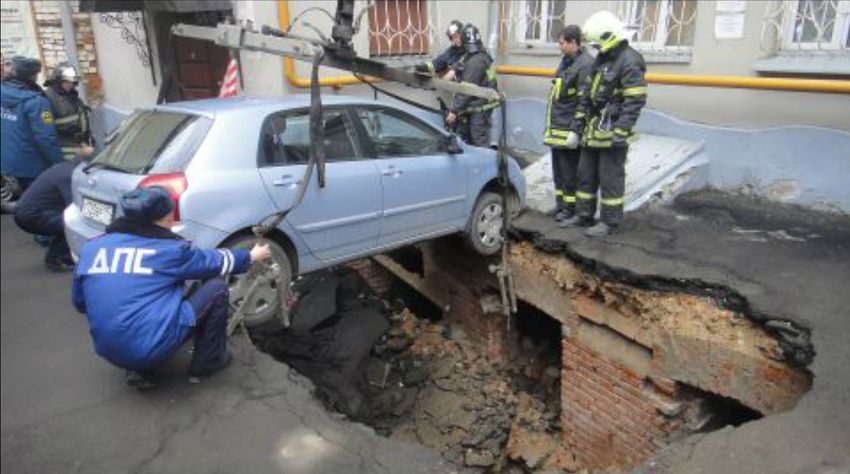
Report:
72,186,271,388
1,56,64,192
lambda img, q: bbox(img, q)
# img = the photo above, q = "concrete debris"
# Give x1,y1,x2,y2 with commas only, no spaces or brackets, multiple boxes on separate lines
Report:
256,267,569,472
465,449,497,467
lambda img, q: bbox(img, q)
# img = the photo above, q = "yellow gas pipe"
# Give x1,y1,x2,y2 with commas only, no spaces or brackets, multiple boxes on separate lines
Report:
277,0,850,95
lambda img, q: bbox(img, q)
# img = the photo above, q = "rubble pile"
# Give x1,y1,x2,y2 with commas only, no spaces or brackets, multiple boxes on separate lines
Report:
375,307,566,472
254,268,570,472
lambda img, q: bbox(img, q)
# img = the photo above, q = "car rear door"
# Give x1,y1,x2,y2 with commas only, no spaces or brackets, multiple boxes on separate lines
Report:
256,106,382,261
351,106,468,246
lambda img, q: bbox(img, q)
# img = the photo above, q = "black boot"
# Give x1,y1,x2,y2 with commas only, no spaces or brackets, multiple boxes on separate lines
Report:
559,215,594,228
554,209,574,222
45,257,75,272
188,351,232,378
585,222,616,237
125,370,157,390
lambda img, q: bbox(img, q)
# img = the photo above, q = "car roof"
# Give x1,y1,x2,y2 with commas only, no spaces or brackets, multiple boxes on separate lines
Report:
155,94,380,117
154,94,446,131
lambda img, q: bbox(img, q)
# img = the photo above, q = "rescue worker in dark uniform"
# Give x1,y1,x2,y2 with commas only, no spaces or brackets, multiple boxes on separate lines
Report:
445,24,499,147
416,20,464,80
0,56,64,192
72,186,272,388
563,11,647,236
44,63,91,160
14,155,87,272
542,25,594,223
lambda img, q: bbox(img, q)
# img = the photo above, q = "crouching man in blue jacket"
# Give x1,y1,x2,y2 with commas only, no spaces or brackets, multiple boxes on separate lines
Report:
72,186,271,388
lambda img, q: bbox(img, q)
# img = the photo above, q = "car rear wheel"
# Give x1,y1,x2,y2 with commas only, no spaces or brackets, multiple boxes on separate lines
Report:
223,235,293,333
466,191,504,256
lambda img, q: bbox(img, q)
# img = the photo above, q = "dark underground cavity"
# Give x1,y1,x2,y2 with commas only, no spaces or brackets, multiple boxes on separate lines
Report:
251,266,793,472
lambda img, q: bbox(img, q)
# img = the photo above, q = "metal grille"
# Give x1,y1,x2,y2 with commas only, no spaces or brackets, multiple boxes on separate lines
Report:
366,0,441,59
761,0,850,53
610,0,697,51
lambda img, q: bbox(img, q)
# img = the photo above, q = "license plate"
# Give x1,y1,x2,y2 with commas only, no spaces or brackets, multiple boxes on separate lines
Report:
81,197,115,226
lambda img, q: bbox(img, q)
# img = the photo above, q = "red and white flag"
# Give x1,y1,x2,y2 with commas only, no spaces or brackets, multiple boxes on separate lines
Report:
219,57,239,98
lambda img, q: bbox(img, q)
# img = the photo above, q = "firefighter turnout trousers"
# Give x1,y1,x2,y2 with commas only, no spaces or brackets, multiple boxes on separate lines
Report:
551,147,580,214
576,146,627,225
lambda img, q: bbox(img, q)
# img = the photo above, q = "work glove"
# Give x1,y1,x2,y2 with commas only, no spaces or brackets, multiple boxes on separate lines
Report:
565,131,580,149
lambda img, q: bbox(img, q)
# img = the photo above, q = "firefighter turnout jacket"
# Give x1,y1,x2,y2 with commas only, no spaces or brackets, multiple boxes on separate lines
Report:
573,41,647,148
451,51,499,115
72,224,250,370
45,85,90,158
426,45,464,75
544,49,595,148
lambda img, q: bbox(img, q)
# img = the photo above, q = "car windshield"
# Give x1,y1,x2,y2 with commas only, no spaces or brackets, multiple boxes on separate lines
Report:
90,110,212,174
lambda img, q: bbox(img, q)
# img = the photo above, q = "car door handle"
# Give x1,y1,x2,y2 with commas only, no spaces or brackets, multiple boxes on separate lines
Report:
381,166,403,177
272,175,302,187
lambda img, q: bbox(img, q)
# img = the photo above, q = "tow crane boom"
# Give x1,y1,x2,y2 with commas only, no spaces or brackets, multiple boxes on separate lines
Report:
172,1,517,335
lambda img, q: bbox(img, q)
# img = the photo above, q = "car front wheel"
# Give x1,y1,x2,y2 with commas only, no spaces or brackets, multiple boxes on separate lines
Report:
223,235,293,333
466,191,505,256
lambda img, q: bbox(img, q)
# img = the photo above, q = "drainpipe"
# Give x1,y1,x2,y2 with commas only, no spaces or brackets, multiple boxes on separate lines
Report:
59,1,87,102
496,66,850,94
487,1,500,54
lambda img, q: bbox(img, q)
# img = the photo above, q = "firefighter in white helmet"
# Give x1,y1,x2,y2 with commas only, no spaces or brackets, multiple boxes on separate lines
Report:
561,11,647,237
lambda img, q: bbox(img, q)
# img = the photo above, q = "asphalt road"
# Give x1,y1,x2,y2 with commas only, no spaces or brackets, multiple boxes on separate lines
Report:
0,215,450,474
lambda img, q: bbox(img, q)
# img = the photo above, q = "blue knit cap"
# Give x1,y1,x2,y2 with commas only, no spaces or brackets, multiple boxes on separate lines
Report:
120,186,174,222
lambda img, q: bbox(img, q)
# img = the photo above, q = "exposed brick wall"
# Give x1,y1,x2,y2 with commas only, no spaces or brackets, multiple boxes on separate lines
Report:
444,285,509,363
31,0,103,102
348,258,393,297
561,336,687,470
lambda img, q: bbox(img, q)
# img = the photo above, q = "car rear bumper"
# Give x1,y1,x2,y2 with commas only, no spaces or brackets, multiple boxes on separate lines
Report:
64,204,229,261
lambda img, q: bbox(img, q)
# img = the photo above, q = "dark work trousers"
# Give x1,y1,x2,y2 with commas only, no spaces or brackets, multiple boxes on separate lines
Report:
576,145,628,225
13,208,69,263
459,110,493,147
185,278,230,374
550,147,580,214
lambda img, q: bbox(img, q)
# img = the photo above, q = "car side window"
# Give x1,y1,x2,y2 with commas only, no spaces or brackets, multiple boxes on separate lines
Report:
354,108,445,158
259,108,357,166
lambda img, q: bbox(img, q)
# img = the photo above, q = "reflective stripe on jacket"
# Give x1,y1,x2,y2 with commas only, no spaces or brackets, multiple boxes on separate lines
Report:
574,42,647,148
72,228,251,370
451,51,499,114
544,49,594,147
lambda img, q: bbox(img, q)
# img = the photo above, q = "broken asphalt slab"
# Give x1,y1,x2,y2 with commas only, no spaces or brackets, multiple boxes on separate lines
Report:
0,216,453,474
512,189,850,474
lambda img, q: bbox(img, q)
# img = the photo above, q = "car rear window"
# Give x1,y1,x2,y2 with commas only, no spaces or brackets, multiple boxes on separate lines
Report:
91,110,212,174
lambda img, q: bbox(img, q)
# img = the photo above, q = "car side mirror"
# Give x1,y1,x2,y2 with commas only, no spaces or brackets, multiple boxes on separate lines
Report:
446,133,463,155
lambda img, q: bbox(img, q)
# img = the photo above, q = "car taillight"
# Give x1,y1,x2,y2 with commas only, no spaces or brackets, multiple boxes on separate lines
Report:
138,172,187,221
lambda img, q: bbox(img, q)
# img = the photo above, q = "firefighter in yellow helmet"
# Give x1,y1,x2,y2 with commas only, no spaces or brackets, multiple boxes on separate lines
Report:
561,11,647,236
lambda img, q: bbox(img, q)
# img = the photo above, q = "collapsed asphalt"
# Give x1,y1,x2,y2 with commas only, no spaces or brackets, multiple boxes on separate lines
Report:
0,215,452,474
512,189,850,474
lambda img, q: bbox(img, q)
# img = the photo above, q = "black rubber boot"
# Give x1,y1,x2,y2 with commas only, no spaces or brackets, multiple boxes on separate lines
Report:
125,370,157,390
584,222,616,237
554,209,574,222
188,351,232,378
45,258,75,272
559,215,594,228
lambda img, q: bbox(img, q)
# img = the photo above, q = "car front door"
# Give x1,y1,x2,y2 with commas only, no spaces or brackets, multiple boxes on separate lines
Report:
352,106,468,246
256,107,382,261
